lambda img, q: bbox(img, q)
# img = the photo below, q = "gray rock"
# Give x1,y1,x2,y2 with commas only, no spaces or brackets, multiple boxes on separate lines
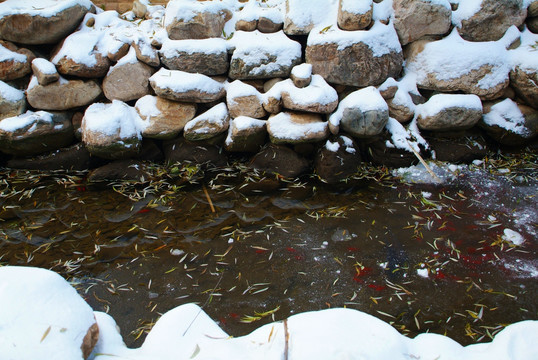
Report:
393,0,451,45
225,116,267,153
0,110,74,156
159,38,228,76
267,111,329,144
0,41,34,81
226,80,267,119
150,68,226,103
26,76,102,111
338,0,372,31
415,94,483,132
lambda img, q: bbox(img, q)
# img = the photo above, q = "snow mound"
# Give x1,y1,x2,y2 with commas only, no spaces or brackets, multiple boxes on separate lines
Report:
415,93,482,118
0,80,25,102
483,98,531,136
83,100,143,138
329,86,388,129
0,110,52,132
393,161,463,184
150,69,224,96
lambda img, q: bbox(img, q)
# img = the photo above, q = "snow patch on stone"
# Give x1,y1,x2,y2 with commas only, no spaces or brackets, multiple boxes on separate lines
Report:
483,98,530,136
0,80,25,102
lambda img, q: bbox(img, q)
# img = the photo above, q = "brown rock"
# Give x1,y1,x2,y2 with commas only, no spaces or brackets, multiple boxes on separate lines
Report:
249,143,310,178
132,0,148,19
88,160,153,183
31,58,59,86
415,94,483,132
314,135,362,184
393,0,451,45
135,95,197,139
27,76,102,111
290,63,312,88
165,3,232,40
226,80,266,119
103,51,155,102
0,41,34,81
54,51,111,78
236,19,257,31
6,142,93,171
159,38,228,76
338,0,373,31
0,111,74,156
150,69,226,103
510,65,538,108
107,42,130,62
267,112,329,144
0,80,26,120
528,16,538,33
0,1,93,45
455,0,527,42
184,103,230,141
529,1,538,17
306,24,403,87
258,16,283,33
132,39,160,67
225,116,267,152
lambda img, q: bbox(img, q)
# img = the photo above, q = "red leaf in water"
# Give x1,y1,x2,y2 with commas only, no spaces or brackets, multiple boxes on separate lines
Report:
286,247,297,252
137,208,150,214
347,246,359,252
76,186,86,192
229,313,239,319
255,249,267,254
367,284,386,291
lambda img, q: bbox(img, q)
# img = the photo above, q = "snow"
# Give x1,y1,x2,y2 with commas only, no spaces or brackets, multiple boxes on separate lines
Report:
267,112,327,141
227,30,301,76
416,268,429,278
164,0,234,28
0,266,96,360
278,74,338,107
160,38,227,57
2,266,538,360
509,27,538,72
226,80,263,102
285,0,338,29
0,80,25,102
184,103,229,135
405,28,514,91
135,95,161,119
378,77,398,92
394,161,464,184
113,46,139,69
237,0,284,23
451,0,482,27
0,0,93,18
325,140,340,152
291,63,312,79
329,86,388,128
150,69,224,95
415,93,482,118
385,117,428,154
225,116,267,146
389,73,421,117
502,228,525,246
340,0,372,15
308,20,402,57
372,0,393,22
32,58,57,75
0,110,52,132
483,98,531,136
83,100,143,139
341,136,356,153
0,42,27,63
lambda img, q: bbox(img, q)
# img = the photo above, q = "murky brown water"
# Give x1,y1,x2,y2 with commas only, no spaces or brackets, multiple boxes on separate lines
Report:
1,156,536,348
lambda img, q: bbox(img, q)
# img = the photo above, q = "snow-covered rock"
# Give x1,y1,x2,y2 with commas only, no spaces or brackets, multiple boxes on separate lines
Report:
234,0,284,34
314,135,361,184
405,27,518,100
329,86,389,137
480,98,537,145
453,0,527,42
0,0,94,45
135,95,197,140
337,0,373,31
228,30,302,80
159,38,228,76
306,21,403,87
0,110,74,156
132,38,160,68
509,28,538,109
0,266,99,360
415,94,483,131
393,0,451,45
385,74,425,123
290,63,312,88
273,74,339,114
149,68,225,103
164,0,232,40
82,100,143,160
31,58,59,86
184,102,230,141
225,116,267,152
284,0,338,35
26,75,102,111
226,80,266,119
267,111,329,144
0,80,26,120
0,41,34,81
103,48,155,102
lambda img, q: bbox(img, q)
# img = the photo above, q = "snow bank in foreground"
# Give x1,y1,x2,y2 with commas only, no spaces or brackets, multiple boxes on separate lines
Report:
1,266,536,360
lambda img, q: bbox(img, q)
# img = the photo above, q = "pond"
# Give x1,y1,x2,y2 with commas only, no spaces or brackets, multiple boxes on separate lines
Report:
0,151,536,348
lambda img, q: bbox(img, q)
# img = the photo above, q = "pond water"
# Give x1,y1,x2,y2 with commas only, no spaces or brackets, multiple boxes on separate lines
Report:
0,153,536,348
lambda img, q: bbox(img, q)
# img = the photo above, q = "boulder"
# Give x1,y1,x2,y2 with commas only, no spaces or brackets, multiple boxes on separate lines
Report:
135,95,197,140
26,76,102,111
338,0,373,31
392,0,451,45
306,21,403,87
236,19,257,32
377,77,399,100
415,94,483,132
103,48,155,102
258,14,283,33
0,80,26,121
88,160,154,182
0,0,94,45
164,0,232,40
329,86,389,138
480,98,537,146
159,38,228,76
53,46,111,79
276,75,339,114
82,101,142,160
0,110,74,156
0,266,99,360
184,103,230,142
225,116,267,153
249,143,310,178
163,136,227,167
426,134,488,164
453,0,527,42
31,58,59,85
314,135,362,184
133,0,149,19
405,28,517,100
6,143,93,171
267,112,329,144
528,16,538,33
150,68,226,103
284,0,336,35
290,63,312,88
0,41,34,81
228,31,302,80
226,80,266,119
529,1,538,17
509,29,538,109
132,39,160,68
386,81,426,123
